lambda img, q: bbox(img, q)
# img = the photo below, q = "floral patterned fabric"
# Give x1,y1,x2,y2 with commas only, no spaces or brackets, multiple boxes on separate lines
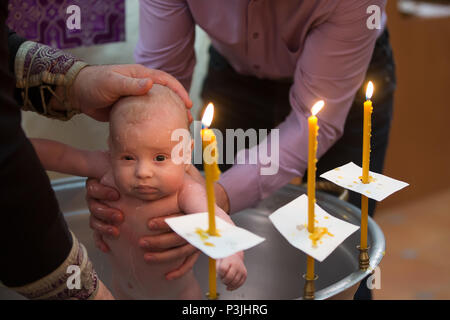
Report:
7,0,125,49
15,40,88,120
8,232,99,300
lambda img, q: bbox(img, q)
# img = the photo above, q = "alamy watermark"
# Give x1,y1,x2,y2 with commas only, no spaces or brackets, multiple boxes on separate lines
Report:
171,121,280,176
66,4,382,31
367,5,382,30
66,5,81,30
66,265,81,290
64,263,381,291
366,266,381,290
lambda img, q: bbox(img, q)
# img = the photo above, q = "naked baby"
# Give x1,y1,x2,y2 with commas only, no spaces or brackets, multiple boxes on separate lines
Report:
31,84,247,299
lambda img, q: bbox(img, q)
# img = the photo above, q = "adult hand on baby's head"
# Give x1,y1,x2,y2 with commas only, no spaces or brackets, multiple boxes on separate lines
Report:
86,178,124,253
140,214,200,281
70,64,193,122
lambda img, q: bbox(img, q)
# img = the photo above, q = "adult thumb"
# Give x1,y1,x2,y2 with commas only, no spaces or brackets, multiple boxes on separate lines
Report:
114,75,153,96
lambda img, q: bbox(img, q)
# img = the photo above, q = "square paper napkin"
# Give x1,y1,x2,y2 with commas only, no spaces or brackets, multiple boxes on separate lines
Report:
269,195,359,262
320,162,409,201
165,212,265,260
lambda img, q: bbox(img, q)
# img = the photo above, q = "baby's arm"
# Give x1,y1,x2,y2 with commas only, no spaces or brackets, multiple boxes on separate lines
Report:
30,138,109,179
178,176,247,291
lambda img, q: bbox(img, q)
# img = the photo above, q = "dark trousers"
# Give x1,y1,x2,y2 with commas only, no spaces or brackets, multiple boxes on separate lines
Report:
200,30,396,300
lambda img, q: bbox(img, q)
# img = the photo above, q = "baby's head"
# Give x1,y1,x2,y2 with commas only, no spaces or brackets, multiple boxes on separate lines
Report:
109,84,192,201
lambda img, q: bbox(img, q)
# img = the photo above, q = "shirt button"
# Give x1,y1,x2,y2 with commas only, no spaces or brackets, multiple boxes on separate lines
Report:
252,32,259,39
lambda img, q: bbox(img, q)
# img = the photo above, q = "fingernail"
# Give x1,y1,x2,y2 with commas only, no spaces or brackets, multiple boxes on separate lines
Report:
139,78,149,88
145,254,154,261
139,240,149,248
108,227,115,235
113,213,122,222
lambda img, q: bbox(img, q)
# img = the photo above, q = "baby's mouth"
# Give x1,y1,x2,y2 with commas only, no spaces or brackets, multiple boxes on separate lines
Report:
134,185,159,194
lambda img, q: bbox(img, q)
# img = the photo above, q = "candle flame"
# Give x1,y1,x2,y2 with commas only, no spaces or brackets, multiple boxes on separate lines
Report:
201,103,214,127
311,100,325,116
366,81,374,100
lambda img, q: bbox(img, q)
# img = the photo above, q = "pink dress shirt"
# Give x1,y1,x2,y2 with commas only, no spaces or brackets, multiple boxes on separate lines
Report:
135,0,387,213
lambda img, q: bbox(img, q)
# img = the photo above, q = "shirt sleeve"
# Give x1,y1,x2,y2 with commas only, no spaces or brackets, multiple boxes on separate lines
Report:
7,28,50,114
220,0,386,213
134,0,196,91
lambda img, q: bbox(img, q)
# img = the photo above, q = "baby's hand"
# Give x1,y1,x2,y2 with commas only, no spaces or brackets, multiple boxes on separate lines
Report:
217,252,247,291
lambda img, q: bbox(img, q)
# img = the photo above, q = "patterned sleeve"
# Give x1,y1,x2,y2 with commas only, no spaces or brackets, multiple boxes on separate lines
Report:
13,39,88,120
8,232,100,300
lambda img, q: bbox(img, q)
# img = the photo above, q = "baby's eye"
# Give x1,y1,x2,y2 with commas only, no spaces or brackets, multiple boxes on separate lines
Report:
121,155,135,161
154,155,166,162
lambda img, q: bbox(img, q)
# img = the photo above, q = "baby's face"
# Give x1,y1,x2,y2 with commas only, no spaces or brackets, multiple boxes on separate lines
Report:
109,117,190,201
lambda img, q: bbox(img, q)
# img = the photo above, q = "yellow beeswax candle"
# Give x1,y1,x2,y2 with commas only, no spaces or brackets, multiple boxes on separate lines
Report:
201,125,221,235
361,82,374,251
362,81,373,183
201,103,221,299
208,258,217,299
361,195,369,250
306,256,315,281
306,100,324,281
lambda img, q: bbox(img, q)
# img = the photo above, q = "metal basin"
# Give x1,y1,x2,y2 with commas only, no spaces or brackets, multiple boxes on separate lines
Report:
0,177,384,300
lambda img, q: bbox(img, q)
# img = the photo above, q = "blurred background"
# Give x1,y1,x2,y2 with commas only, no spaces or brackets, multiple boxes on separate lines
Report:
9,0,450,299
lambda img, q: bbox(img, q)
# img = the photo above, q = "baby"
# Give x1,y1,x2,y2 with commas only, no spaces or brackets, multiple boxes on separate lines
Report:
31,84,246,299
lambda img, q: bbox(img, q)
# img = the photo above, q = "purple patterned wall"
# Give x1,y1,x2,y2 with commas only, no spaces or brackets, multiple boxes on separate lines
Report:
7,0,125,49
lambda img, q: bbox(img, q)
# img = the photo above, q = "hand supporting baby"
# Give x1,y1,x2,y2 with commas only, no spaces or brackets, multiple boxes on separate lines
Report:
87,168,248,292
86,178,201,281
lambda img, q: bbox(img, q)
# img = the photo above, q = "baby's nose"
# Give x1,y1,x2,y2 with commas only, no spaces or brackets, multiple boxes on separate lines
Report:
135,163,154,179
